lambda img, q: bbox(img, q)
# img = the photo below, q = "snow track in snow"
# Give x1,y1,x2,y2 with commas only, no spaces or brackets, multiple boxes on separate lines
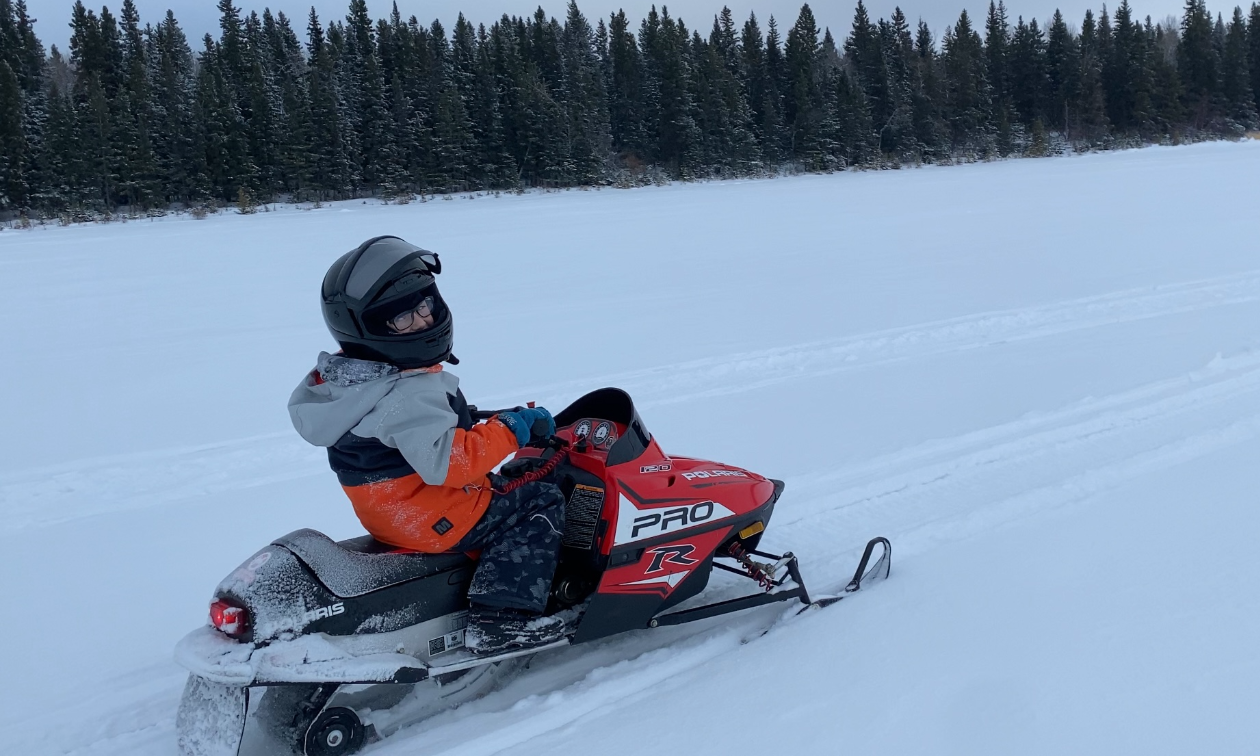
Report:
0,432,323,536
781,349,1260,574
507,268,1260,411
6,268,1259,537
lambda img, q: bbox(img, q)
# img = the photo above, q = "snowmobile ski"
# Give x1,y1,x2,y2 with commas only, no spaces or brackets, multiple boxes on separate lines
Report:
799,536,892,612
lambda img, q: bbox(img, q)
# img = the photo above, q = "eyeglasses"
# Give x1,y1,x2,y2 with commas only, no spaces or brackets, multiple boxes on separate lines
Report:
387,297,435,333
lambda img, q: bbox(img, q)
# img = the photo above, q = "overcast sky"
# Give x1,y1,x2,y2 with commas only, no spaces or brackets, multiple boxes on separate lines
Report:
27,0,1186,60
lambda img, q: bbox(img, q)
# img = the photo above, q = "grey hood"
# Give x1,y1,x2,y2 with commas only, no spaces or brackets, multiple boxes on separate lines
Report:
288,352,462,485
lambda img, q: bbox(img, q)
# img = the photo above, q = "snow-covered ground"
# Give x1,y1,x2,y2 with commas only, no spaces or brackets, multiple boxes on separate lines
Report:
3,141,1259,755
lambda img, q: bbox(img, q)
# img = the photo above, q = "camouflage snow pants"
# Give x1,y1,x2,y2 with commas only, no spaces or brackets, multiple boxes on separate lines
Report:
455,480,566,614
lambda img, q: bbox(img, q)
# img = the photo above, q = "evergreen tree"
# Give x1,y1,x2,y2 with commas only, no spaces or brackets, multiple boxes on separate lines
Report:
262,9,311,195
1220,5,1257,125
487,17,532,184
742,12,787,161
1107,0,1155,134
880,8,923,159
784,3,822,160
560,1,611,182
595,16,610,88
194,33,254,200
149,11,198,202
493,13,566,186
831,58,875,162
763,15,790,159
984,0,1014,151
692,27,726,167
426,18,477,189
1179,0,1221,125
213,0,259,191
845,0,891,145
1147,18,1186,129
1250,3,1260,113
67,2,120,209
942,9,994,154
698,8,759,171
0,58,24,209
912,20,948,157
116,0,157,205
238,10,281,196
343,0,390,190
36,74,78,210
1045,9,1079,133
0,0,47,211
1008,16,1049,128
608,10,647,158
467,22,514,187
812,27,843,163
985,1,1011,105
640,6,700,175
1075,9,1111,141
380,5,429,190
305,9,352,196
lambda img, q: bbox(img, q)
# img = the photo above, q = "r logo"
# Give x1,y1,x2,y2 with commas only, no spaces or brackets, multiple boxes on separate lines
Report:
646,544,698,573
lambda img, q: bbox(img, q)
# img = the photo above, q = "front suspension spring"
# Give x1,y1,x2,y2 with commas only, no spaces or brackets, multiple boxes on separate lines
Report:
726,541,775,592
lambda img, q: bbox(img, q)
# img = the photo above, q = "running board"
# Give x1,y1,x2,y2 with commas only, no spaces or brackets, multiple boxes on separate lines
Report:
422,639,571,676
648,584,808,627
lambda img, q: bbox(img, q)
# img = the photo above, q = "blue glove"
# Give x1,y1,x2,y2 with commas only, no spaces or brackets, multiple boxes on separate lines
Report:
497,407,555,447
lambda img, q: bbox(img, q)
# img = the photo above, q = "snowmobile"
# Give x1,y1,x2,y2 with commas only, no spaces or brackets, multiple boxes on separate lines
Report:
175,387,891,756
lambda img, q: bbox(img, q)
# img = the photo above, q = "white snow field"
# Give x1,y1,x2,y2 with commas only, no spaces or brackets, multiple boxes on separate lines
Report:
3,140,1260,756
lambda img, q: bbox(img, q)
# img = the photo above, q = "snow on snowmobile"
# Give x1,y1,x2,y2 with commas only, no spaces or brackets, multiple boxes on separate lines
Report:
175,387,891,756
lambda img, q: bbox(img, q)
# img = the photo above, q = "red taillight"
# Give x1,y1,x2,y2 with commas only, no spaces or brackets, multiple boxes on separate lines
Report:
209,599,249,637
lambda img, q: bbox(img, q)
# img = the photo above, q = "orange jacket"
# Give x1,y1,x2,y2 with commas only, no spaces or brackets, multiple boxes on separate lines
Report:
342,419,519,552
288,353,522,553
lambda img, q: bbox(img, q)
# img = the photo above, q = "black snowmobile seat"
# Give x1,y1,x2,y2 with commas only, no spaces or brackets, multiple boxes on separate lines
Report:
272,529,473,598
337,534,417,554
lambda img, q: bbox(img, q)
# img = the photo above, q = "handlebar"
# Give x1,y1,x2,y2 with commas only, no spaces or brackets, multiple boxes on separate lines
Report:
467,405,565,450
468,404,531,421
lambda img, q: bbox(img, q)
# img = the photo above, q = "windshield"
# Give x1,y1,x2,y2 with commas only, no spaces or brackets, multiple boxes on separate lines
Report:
554,388,652,465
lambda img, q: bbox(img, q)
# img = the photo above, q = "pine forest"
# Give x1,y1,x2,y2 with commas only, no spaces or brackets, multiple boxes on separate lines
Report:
1,0,1258,219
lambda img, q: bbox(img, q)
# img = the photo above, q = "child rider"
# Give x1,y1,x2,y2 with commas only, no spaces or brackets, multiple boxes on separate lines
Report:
287,235,568,654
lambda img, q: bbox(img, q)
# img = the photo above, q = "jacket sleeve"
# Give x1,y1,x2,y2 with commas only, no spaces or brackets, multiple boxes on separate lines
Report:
439,419,521,488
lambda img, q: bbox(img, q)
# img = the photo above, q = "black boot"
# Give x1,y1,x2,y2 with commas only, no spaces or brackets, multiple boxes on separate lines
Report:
464,606,573,655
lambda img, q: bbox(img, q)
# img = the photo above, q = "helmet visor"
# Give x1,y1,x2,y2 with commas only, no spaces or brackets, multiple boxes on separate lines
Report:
386,297,436,333
362,283,447,337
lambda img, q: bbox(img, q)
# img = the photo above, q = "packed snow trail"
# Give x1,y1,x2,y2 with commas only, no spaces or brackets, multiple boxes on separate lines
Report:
3,142,1259,756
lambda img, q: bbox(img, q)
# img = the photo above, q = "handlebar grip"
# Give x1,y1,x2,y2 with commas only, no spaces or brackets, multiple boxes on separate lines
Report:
468,405,520,421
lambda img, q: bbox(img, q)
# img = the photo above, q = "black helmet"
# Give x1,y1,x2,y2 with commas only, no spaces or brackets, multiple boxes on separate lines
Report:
321,236,454,368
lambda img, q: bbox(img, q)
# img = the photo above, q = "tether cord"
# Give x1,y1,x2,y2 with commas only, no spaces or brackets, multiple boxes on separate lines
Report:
491,446,569,495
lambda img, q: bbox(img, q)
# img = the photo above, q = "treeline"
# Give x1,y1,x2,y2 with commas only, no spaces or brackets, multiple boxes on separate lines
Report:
0,0,1258,217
